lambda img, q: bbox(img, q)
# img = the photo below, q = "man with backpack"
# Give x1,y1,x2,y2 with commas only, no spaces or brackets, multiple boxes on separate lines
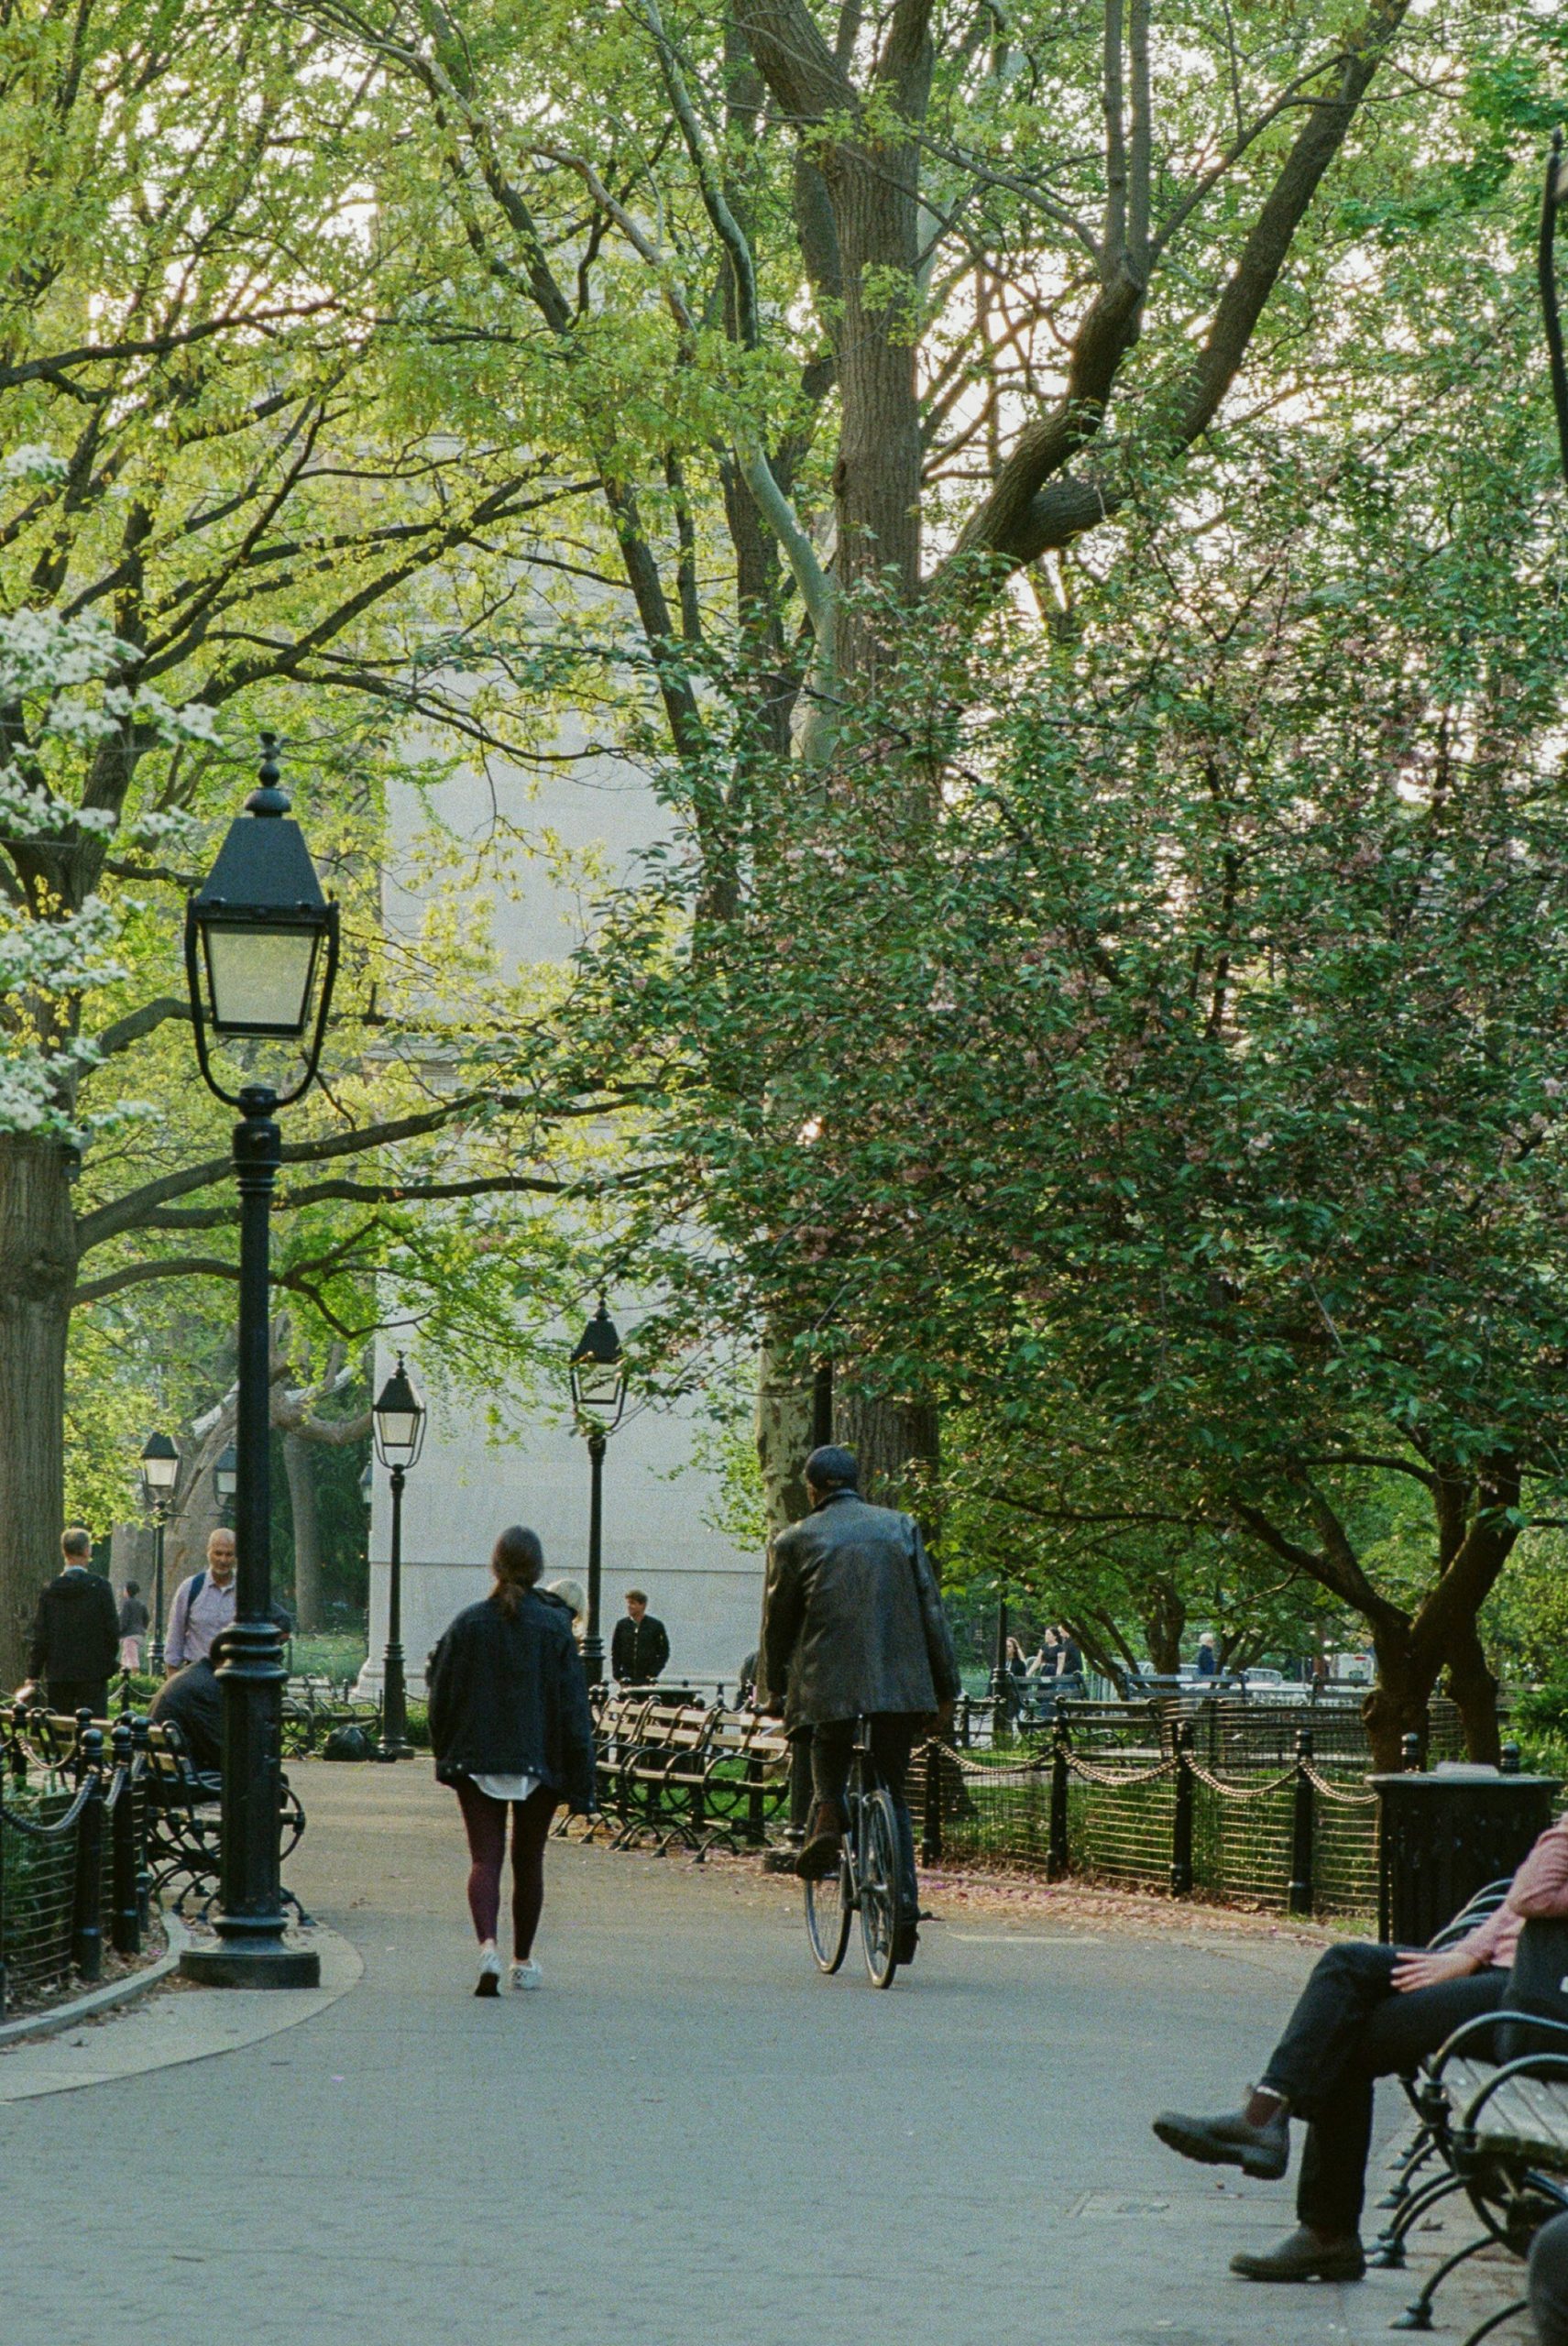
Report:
164,1526,237,1672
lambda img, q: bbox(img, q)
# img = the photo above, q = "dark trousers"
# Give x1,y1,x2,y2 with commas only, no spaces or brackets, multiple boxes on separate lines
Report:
811,1713,923,1920
454,1780,558,1958
48,1678,108,1719
1530,2210,1568,2346
1260,1942,1507,2235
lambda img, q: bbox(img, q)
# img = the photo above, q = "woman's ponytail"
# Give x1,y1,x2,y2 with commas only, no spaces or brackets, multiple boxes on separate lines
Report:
489,1525,544,1617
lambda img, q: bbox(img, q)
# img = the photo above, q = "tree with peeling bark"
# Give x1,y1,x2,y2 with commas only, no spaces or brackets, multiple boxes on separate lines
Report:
301,0,1433,1519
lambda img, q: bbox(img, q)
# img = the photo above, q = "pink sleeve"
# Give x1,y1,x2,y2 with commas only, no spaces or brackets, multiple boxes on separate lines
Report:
1449,1903,1508,1967
1510,1822,1568,1919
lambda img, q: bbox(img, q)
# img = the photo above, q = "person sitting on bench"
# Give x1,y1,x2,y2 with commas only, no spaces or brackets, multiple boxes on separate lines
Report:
1152,1813,1568,2283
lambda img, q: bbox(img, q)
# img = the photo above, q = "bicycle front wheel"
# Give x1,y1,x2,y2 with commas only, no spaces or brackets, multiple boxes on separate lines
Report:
858,1789,904,1989
806,1845,851,1974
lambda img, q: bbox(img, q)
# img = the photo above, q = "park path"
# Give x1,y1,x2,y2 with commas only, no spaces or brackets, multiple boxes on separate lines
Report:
0,1762,1529,2346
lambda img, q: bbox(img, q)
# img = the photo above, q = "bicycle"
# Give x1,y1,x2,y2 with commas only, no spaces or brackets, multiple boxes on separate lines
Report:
804,1717,910,1990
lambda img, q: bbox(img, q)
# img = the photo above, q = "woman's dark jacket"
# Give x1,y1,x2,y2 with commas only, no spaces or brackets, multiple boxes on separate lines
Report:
426,1588,596,1813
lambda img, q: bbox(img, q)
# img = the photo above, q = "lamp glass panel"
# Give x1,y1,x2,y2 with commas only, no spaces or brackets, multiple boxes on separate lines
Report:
140,1451,179,1492
574,1358,625,1414
202,922,320,1036
374,1408,422,1457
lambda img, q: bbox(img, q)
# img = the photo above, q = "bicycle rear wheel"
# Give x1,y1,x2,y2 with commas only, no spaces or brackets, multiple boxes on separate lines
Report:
858,1789,904,1989
805,1844,851,1974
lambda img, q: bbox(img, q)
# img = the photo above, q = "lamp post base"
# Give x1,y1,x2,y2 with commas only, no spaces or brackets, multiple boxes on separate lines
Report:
180,1941,321,1990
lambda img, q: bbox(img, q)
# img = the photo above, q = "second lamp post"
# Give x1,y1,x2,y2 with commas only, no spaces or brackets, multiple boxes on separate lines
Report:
371,1354,426,1760
568,1301,627,1686
138,1431,180,1673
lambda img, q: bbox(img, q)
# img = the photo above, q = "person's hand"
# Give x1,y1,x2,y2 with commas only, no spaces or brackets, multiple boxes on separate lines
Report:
1391,1946,1483,1994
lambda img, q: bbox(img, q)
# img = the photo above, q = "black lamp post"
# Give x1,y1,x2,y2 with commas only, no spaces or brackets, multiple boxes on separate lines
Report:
568,1300,627,1686
179,733,338,1990
214,1442,237,1528
138,1432,180,1673
371,1354,426,1760
987,1584,1012,1738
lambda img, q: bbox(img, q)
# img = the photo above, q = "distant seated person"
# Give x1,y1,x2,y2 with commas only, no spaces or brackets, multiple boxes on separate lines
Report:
148,1650,224,1777
1152,1807,1568,2283
1195,1632,1219,1680
1053,1627,1084,1692
611,1589,668,1686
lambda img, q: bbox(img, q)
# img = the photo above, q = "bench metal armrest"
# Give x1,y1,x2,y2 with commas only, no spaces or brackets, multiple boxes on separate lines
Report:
1459,2048,1568,2136
1430,2010,1523,2080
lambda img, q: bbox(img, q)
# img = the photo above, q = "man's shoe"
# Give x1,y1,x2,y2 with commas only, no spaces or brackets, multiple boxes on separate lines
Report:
795,1801,846,1880
1230,2228,1365,2283
1152,2096,1289,2181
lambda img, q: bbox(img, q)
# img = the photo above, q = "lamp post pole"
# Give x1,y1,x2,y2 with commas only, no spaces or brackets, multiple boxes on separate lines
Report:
988,1586,1012,1739
183,1085,316,1986
148,1503,169,1675
382,1462,410,1756
584,1427,608,1688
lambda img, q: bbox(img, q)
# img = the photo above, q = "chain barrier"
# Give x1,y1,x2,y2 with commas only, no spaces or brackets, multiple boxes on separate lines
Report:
0,1771,96,1836
1185,1760,1299,1802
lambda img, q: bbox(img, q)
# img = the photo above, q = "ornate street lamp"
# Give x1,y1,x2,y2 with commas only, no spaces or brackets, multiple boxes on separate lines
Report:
568,1299,627,1686
138,1431,180,1674
179,733,338,1990
214,1442,237,1527
987,1583,1013,1741
371,1354,426,1760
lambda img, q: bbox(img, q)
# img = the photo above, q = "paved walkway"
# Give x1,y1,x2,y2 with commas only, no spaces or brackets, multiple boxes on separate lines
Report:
0,1763,1531,2346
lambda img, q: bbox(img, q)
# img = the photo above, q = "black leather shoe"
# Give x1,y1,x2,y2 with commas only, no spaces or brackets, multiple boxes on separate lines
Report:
1152,2099,1289,2181
1230,2228,1365,2283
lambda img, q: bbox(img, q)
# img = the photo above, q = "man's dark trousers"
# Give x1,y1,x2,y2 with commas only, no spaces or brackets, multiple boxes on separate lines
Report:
812,1713,923,1917
1260,1942,1507,2235
47,1678,108,1718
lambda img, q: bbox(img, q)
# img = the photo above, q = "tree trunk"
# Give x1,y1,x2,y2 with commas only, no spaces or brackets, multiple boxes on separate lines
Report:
1442,1619,1502,1766
755,1332,817,1539
283,1429,323,1634
1362,1624,1439,1770
0,1135,77,1684
835,1388,939,1531
1142,1578,1187,1676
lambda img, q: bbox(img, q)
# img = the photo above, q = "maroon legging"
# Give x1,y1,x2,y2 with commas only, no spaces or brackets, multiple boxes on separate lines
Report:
454,1779,559,1957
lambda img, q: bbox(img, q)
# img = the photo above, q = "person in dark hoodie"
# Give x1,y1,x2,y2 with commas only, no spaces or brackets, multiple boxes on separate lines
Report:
425,1526,596,1998
18,1529,118,1717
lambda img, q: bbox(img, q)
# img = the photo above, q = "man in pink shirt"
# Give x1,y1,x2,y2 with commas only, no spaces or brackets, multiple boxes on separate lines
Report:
1152,1815,1568,2283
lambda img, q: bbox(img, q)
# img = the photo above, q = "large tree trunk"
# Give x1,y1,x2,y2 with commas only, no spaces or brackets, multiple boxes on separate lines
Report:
1442,1619,1502,1766
835,1388,939,1531
755,1333,817,1540
1141,1578,1187,1677
0,1135,77,1684
282,1428,323,1634
1362,1624,1441,1770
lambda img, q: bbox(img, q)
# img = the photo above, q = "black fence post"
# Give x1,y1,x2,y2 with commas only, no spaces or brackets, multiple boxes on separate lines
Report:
72,1726,104,1982
1170,1720,1195,1897
110,1720,140,1957
921,1738,944,1867
1288,1728,1316,1918
130,1716,152,1927
1047,1724,1070,1880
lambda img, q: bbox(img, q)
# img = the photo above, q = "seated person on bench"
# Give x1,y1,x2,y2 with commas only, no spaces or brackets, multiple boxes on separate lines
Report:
1533,2211,1568,2346
148,1649,224,1776
1152,1812,1568,2283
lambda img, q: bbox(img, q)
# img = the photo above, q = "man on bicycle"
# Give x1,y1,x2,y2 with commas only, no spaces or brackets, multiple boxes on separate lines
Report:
761,1445,959,1954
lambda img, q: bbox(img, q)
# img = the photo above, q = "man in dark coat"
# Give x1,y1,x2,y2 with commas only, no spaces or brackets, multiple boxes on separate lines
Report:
610,1590,669,1686
149,1652,224,1775
762,1445,959,1935
20,1528,118,1716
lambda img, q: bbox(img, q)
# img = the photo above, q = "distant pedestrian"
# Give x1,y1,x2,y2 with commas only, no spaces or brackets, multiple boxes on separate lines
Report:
117,1580,149,1671
18,1529,118,1717
426,1527,596,1997
164,1528,237,1671
149,1652,224,1775
611,1588,669,1686
1195,1632,1219,1680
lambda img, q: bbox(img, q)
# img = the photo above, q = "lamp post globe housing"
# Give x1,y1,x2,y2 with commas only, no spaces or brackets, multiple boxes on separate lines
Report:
371,1355,426,1760
178,734,338,1991
569,1301,627,1686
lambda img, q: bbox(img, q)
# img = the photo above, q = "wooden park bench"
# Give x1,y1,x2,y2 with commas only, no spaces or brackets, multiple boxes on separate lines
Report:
139,1720,307,1915
1373,1913,1568,2341
577,1697,792,1859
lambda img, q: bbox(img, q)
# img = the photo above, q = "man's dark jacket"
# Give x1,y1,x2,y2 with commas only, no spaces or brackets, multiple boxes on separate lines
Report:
27,1570,117,1684
610,1613,669,1685
426,1587,596,1812
762,1491,960,1729
149,1657,223,1774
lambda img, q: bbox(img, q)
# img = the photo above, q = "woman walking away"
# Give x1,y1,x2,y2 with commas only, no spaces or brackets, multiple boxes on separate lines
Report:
427,1527,596,1997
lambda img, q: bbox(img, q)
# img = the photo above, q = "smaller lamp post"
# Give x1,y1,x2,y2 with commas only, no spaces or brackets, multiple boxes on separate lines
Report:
139,1432,181,1673
371,1354,426,1759
987,1584,1013,1741
568,1300,627,1686
214,1442,238,1527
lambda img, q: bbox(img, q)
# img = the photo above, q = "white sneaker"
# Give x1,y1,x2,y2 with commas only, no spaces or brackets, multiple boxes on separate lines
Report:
475,1946,502,1998
510,1959,543,1992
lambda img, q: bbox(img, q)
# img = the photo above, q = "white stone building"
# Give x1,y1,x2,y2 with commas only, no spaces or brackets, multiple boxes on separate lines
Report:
359,723,764,1695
